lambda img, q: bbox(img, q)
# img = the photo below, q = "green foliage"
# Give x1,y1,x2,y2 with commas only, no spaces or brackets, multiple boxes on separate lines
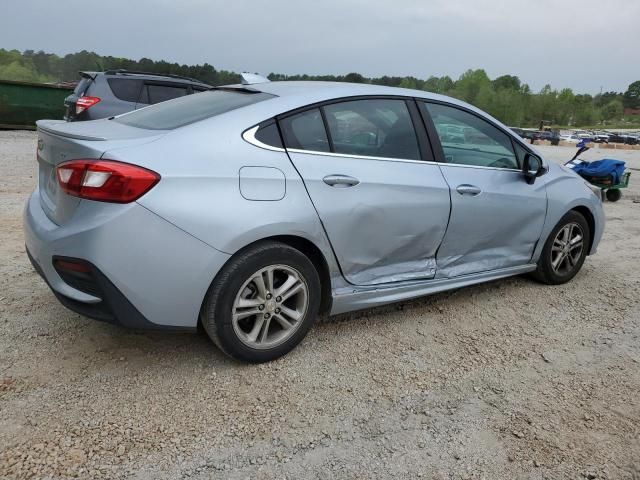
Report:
492,75,521,91
623,81,640,109
1,48,638,128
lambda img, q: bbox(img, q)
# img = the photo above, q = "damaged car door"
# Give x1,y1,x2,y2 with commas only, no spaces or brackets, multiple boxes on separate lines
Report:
420,101,548,278
280,98,451,286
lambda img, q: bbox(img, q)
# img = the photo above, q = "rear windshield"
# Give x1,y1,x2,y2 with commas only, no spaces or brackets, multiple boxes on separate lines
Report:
113,90,275,130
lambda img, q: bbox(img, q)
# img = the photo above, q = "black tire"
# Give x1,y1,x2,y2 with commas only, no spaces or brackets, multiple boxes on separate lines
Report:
532,211,591,285
200,241,321,363
605,189,622,202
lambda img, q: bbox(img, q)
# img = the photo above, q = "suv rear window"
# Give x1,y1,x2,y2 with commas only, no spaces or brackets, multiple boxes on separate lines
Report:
114,90,275,130
107,78,143,102
146,84,188,104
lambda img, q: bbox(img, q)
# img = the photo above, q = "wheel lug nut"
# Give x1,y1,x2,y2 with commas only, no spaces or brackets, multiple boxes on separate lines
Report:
275,308,281,314
276,296,282,302
266,293,272,300
264,313,270,319
258,305,264,310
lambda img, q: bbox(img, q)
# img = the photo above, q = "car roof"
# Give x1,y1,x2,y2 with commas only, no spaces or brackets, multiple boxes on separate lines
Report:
82,70,210,87
253,80,448,103
222,79,507,119
229,80,499,122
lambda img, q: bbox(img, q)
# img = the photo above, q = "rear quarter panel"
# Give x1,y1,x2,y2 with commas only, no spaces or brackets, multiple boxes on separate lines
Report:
103,109,341,278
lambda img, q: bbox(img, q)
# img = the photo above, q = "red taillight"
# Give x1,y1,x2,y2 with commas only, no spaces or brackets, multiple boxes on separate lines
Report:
75,96,101,115
56,160,160,203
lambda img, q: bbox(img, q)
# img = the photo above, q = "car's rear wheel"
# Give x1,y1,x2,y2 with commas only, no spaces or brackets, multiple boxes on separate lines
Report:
201,241,321,363
532,211,590,285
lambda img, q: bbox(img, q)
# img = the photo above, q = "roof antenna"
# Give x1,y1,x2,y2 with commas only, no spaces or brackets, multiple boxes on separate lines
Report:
241,72,270,85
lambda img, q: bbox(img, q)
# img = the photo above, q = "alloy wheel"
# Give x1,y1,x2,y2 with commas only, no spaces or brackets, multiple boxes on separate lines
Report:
232,265,309,349
551,222,584,275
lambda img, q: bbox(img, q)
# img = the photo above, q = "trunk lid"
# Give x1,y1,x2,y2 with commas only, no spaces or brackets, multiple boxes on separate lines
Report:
36,119,166,225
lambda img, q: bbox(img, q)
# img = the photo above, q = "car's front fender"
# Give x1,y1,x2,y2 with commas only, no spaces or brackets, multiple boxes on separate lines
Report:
532,162,604,261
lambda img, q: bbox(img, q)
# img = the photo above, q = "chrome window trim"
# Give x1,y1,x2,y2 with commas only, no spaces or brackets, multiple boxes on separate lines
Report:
438,163,522,173
286,148,429,165
286,148,523,172
242,125,286,153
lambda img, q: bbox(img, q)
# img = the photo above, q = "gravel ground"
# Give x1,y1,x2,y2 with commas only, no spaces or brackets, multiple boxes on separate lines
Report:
1,130,639,479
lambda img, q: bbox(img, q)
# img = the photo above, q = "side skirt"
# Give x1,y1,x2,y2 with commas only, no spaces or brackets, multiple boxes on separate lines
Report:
330,264,537,315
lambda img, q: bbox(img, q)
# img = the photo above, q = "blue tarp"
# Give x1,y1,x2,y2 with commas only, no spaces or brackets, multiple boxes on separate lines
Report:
572,159,626,184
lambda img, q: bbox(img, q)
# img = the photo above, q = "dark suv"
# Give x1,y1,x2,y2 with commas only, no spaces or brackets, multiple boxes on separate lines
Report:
64,70,211,121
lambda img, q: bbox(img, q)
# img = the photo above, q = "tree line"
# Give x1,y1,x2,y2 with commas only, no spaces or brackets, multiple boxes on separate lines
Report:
1,48,639,128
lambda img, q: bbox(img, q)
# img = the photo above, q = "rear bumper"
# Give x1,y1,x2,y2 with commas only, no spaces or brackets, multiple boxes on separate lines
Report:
27,248,167,328
24,190,231,329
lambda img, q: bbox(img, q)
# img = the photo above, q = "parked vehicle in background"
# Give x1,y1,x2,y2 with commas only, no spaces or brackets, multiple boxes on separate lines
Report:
607,133,625,144
622,135,638,145
64,70,211,121
607,133,638,145
510,127,524,138
519,129,558,143
538,130,560,145
560,134,581,143
25,80,605,362
521,129,543,141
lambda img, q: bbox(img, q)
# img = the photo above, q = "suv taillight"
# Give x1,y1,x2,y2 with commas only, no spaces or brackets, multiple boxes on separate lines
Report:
56,160,160,203
75,96,101,115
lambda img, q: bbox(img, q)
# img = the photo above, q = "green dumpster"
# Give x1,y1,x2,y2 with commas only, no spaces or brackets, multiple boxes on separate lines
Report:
0,79,73,129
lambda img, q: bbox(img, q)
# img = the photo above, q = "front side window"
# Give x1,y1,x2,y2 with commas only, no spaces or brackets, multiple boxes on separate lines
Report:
423,103,519,170
280,108,330,152
323,99,420,160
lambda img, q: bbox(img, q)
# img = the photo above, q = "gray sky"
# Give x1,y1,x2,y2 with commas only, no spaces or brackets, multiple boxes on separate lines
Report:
2,0,638,93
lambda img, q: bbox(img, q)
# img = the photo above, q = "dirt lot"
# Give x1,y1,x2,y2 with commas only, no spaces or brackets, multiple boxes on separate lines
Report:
1,130,639,479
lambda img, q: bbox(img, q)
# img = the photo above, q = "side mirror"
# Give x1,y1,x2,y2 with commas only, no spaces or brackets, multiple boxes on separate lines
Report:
523,153,544,184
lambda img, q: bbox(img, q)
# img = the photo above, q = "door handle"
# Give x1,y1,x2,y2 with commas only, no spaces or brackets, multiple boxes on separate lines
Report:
456,184,482,196
323,174,360,188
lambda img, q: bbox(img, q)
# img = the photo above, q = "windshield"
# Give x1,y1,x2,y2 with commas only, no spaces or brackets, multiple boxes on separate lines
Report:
114,89,275,130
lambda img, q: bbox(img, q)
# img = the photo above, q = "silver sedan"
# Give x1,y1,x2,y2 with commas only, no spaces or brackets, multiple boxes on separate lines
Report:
24,78,604,362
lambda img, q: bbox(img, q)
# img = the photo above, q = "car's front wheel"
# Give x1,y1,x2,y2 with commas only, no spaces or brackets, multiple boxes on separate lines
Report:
201,241,321,363
533,211,591,285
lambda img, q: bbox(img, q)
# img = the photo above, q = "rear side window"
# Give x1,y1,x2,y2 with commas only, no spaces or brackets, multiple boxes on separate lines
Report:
323,99,420,160
280,108,330,152
254,122,283,148
114,90,274,130
107,78,143,103
146,84,188,104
